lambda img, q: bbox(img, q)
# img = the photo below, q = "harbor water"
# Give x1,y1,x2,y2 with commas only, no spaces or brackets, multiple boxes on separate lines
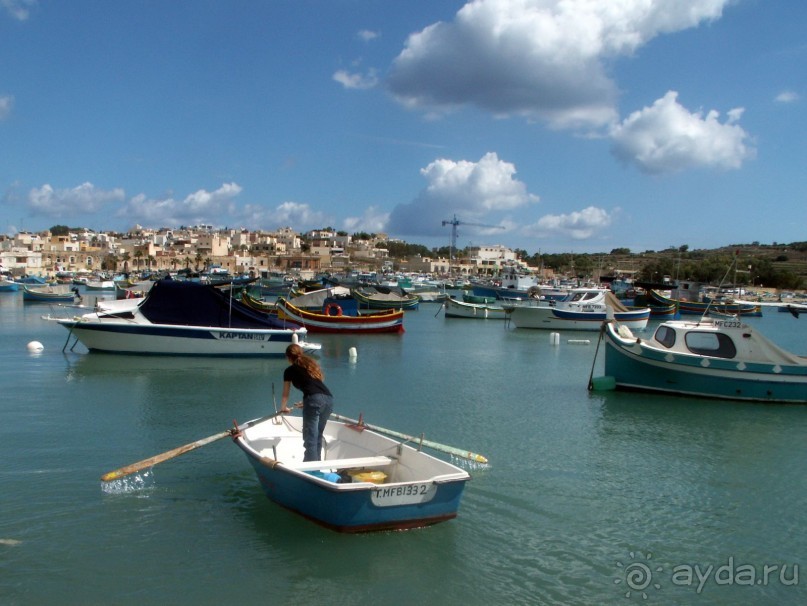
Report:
1,291,806,605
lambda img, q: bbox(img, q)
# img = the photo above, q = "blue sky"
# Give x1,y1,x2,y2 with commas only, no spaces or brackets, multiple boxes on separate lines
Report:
1,0,804,254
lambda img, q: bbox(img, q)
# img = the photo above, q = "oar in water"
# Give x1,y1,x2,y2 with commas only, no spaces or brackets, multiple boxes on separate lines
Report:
330,412,488,464
101,410,285,482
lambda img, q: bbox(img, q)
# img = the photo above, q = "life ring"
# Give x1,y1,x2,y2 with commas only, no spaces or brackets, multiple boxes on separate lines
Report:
324,303,343,317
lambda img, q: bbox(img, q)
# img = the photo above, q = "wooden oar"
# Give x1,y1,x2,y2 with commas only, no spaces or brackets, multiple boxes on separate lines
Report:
100,410,285,482
330,413,488,464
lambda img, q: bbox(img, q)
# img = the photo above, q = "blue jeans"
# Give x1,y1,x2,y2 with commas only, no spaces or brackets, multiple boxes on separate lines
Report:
302,393,333,461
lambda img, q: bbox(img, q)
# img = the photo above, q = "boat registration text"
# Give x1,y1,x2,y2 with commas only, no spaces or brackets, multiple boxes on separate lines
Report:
371,482,437,507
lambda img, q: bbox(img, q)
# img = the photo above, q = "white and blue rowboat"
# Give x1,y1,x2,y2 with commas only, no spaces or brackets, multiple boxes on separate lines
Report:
503,287,650,331
601,318,807,403
234,414,471,532
53,280,318,357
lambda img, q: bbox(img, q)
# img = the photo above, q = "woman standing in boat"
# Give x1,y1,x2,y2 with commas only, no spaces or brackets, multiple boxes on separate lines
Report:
280,343,334,461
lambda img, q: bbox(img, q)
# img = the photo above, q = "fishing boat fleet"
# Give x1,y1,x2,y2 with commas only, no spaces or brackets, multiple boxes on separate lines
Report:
13,264,807,531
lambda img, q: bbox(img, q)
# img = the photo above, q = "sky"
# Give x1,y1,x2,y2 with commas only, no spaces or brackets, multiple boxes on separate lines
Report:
0,0,805,255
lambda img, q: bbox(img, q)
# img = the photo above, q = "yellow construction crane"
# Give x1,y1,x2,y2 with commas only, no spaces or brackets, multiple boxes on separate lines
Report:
441,214,505,270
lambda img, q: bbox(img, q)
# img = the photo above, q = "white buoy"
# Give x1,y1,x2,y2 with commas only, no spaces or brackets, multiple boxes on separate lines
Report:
27,341,44,352
292,332,299,344
567,339,591,345
348,346,358,360
549,332,560,345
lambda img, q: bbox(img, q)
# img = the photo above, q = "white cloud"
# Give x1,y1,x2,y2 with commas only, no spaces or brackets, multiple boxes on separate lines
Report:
357,29,379,42
0,94,13,120
118,183,242,226
240,200,330,232
28,182,125,217
343,206,390,234
523,206,614,240
272,201,329,227
333,69,379,90
1,0,36,21
609,91,755,174
387,0,730,129
775,90,799,103
387,152,537,238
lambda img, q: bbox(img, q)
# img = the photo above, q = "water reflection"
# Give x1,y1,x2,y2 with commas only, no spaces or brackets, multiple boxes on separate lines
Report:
63,351,287,379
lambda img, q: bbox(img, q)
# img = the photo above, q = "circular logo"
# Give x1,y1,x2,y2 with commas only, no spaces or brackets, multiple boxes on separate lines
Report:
615,552,663,599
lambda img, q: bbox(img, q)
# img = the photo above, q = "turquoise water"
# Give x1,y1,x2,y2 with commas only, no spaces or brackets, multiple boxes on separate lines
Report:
1,292,806,605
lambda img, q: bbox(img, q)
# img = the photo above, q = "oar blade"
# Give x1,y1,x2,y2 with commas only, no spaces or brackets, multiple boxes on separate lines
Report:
100,410,285,483
100,430,231,482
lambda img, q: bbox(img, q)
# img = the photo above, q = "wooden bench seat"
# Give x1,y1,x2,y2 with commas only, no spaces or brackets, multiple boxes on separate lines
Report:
288,455,393,471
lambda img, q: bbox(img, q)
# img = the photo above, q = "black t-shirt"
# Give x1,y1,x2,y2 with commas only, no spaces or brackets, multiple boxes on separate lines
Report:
283,364,332,398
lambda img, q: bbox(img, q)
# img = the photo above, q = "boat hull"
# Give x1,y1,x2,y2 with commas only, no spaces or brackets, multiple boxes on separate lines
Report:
276,298,405,333
57,320,314,357
352,289,420,310
506,305,649,331
603,325,807,403
242,456,465,532
22,285,79,302
443,298,506,319
648,289,761,316
235,417,469,532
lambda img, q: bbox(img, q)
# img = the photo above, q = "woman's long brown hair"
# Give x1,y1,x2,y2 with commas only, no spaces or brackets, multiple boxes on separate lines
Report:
285,343,324,381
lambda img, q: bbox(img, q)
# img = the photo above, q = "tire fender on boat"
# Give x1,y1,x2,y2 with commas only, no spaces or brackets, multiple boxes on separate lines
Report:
325,303,343,316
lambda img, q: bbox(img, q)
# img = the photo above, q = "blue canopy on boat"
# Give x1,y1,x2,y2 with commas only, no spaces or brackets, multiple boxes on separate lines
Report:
139,280,290,329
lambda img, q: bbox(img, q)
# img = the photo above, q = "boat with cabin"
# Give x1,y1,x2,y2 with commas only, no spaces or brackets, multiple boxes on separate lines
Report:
600,317,807,403
53,280,317,357
503,287,650,331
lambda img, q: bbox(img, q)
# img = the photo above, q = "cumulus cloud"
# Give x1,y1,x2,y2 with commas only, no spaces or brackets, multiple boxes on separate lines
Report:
387,152,537,238
333,68,379,90
357,29,379,42
343,206,390,234
523,206,614,240
240,200,331,232
775,90,799,103
609,91,755,174
28,182,125,217
1,0,36,21
117,183,242,226
387,0,729,129
0,94,12,120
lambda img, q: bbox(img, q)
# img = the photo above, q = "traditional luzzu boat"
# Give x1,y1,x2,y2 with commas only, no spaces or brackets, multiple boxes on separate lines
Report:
647,289,761,316
22,284,80,302
0,276,19,292
503,288,650,331
52,280,318,357
599,317,807,403
351,287,420,310
443,296,506,319
233,412,476,532
274,297,405,333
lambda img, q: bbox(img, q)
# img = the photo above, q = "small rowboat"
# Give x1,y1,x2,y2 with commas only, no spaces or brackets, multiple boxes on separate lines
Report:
443,297,505,319
351,287,420,310
22,284,80,302
233,413,472,532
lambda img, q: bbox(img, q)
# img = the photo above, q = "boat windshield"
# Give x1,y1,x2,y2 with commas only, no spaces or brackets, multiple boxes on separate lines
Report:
684,331,737,359
655,325,676,348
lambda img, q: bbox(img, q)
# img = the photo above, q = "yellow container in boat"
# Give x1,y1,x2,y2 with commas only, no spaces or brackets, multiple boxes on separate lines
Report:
348,469,387,484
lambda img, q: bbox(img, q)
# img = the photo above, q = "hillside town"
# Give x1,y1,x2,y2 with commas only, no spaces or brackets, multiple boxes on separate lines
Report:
0,225,551,283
